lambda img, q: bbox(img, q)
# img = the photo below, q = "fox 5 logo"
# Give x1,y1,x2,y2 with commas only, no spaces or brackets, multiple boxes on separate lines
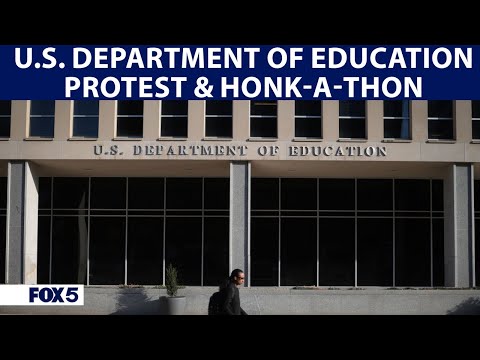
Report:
29,286,84,305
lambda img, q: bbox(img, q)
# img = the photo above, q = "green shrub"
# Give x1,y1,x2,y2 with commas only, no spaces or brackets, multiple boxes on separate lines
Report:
165,263,179,297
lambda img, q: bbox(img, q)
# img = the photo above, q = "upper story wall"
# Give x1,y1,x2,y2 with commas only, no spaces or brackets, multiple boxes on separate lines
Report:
0,100,479,164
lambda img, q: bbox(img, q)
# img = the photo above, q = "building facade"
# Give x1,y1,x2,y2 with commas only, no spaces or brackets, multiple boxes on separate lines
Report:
0,100,479,313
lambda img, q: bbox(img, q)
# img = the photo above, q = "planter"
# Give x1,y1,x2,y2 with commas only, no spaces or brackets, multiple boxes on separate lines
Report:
159,295,186,315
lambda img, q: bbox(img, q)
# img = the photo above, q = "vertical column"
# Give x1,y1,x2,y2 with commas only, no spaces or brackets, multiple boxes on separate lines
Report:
98,100,116,140
232,101,249,140
277,100,294,141
143,100,161,140
54,100,72,140
10,100,29,141
411,100,428,142
6,161,39,284
454,100,471,143
322,100,339,141
444,163,475,287
188,100,205,140
366,100,383,141
229,161,250,286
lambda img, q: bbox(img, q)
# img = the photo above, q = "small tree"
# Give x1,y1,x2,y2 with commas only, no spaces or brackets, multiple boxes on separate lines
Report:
165,263,179,297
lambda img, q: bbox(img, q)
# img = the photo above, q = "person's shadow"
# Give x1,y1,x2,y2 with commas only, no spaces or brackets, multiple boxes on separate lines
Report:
446,297,480,315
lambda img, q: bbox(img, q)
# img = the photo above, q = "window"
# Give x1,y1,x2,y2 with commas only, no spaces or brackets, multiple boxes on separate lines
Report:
294,100,322,139
472,101,480,140
30,100,55,138
37,177,229,286
0,101,11,138
73,100,99,138
250,178,444,287
428,100,453,140
339,100,366,139
250,100,277,138
161,100,188,138
116,100,143,138
384,100,410,139
205,100,232,138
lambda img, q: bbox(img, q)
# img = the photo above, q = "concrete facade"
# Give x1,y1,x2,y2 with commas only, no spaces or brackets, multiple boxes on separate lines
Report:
0,100,479,314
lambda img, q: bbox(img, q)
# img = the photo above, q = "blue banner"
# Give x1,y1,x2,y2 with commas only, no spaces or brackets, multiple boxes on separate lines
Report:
0,45,478,100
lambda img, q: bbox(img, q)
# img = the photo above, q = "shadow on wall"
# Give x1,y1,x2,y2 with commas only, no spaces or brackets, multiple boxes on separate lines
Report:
446,297,480,315
111,287,160,315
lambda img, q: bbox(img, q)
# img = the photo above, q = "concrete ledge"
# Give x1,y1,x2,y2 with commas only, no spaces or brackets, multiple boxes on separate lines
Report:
1,286,480,315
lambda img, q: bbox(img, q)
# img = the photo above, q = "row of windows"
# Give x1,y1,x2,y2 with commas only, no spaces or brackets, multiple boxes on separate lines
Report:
0,178,479,286
0,100,479,141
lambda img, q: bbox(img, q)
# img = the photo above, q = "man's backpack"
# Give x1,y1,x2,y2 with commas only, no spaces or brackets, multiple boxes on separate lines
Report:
208,289,225,315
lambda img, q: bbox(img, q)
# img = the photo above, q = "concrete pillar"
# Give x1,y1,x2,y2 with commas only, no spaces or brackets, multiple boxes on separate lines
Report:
98,101,116,140
322,100,339,141
366,100,383,141
232,101,249,140
54,100,72,140
444,163,475,287
412,100,428,142
6,161,39,284
277,100,294,141
229,161,250,286
143,100,160,140
188,101,205,140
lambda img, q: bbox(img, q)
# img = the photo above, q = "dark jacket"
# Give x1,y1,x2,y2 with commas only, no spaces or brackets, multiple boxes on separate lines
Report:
222,281,247,315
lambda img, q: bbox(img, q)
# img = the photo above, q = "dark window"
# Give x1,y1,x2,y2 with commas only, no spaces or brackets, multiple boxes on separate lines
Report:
281,218,317,286
251,217,279,286
38,177,52,209
339,100,366,139
295,100,322,138
472,101,480,140
204,178,229,210
395,179,430,211
30,100,55,138
128,178,164,210
117,100,143,138
37,217,51,284
432,219,444,287
53,178,89,210
0,100,11,138
281,178,317,210
205,100,232,138
73,100,99,138
89,217,126,285
161,100,188,138
319,218,355,286
166,178,202,210
357,218,393,286
51,217,88,284
90,178,126,210
432,180,444,212
251,178,279,210
0,177,7,209
250,100,277,138
357,179,393,211
203,217,229,286
428,100,454,140
318,179,355,210
36,177,230,287
384,100,410,139
165,217,202,285
395,218,431,286
127,217,163,285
